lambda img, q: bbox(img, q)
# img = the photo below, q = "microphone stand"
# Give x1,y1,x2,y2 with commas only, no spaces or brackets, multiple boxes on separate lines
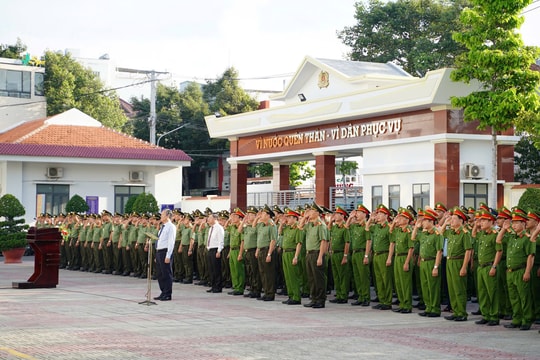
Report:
139,236,157,306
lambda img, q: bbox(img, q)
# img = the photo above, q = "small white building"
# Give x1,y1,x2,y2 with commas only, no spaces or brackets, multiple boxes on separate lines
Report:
0,108,191,224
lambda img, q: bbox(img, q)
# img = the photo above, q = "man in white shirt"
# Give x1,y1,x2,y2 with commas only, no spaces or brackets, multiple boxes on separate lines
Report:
154,209,176,301
206,213,225,293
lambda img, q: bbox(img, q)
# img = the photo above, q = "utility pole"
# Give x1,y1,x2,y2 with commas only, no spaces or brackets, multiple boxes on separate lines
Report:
116,67,169,145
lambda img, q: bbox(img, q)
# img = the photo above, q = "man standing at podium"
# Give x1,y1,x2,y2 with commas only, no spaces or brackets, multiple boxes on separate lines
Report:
154,209,176,301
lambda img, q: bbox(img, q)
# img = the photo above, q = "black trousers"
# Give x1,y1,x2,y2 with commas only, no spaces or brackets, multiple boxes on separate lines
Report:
207,248,222,291
156,249,173,297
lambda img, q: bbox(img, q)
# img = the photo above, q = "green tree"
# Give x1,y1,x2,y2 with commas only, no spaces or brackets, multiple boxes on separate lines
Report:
517,188,540,213
132,192,159,215
65,194,90,214
450,0,540,206
514,136,540,184
124,195,137,214
0,194,26,235
338,0,468,76
43,51,128,130
0,38,27,59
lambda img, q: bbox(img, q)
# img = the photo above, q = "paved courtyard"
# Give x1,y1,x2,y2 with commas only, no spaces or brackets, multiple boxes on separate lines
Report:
0,257,538,360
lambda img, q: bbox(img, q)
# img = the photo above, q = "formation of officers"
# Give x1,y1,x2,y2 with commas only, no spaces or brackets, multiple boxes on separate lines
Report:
37,200,539,331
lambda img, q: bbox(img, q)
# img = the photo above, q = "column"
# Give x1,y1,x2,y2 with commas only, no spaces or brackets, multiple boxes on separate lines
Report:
314,152,336,208
433,140,461,207
229,160,248,210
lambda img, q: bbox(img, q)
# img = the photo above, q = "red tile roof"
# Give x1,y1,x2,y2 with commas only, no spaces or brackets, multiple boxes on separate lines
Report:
0,116,192,161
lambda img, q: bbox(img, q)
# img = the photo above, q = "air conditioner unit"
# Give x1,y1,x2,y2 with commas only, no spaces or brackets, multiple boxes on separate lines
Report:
129,171,144,182
464,163,484,179
46,167,63,178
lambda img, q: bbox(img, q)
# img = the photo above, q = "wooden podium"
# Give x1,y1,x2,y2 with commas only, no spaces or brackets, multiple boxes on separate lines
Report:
13,227,61,289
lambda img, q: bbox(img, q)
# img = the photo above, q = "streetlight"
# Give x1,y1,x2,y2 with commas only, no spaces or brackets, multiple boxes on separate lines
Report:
156,123,189,147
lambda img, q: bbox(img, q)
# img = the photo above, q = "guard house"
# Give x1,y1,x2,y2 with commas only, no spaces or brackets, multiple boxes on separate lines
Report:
205,56,518,211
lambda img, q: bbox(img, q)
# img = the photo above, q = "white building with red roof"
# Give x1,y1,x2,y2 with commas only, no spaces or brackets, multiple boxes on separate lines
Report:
0,107,191,223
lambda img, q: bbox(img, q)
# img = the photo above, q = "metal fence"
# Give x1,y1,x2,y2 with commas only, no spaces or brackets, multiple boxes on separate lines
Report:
246,186,363,211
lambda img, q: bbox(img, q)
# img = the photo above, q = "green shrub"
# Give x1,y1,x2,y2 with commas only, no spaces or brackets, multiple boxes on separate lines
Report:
517,188,540,213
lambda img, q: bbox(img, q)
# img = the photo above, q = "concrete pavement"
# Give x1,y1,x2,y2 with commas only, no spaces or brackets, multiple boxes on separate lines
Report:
0,257,538,360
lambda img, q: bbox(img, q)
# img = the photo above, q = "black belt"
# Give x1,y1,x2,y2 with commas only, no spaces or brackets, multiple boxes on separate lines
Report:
231,246,240,250
395,252,408,256
208,247,217,251
307,250,319,254
374,251,389,255
448,256,465,260
507,265,526,272
479,262,493,268
157,248,167,253
245,248,256,252
258,246,269,251
283,249,296,252
421,257,435,261
352,249,366,253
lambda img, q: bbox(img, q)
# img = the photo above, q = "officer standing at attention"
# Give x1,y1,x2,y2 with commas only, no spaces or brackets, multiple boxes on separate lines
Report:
154,209,176,301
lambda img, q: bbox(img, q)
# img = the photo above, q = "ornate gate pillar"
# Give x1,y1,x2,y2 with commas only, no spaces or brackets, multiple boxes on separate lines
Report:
314,152,336,208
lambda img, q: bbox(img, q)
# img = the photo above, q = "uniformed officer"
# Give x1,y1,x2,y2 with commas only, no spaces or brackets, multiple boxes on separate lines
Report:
254,205,278,301
328,206,351,304
299,203,329,309
240,206,261,298
279,208,303,305
439,207,473,322
389,207,415,313
227,208,246,295
472,210,502,326
347,204,372,307
412,208,443,318
497,208,536,330
366,204,394,310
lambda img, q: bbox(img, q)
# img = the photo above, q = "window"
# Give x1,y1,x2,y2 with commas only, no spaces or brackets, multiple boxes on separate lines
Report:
115,186,145,213
36,184,69,216
412,183,430,210
463,183,488,209
372,185,382,211
0,69,31,98
34,72,44,96
388,185,400,210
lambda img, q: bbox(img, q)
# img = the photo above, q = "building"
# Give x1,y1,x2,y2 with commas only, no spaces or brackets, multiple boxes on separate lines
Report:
205,56,519,211
0,108,191,224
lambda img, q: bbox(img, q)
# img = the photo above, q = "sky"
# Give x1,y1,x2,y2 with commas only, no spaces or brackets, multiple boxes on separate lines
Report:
3,0,540,95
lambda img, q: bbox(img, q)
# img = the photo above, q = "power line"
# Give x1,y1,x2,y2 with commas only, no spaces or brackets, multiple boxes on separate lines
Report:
522,4,540,14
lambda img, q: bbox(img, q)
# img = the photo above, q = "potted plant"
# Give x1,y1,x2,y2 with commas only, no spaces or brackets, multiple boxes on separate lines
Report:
0,194,29,263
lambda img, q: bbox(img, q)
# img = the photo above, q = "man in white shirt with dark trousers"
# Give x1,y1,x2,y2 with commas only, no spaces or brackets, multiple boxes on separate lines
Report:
206,213,225,293
154,209,176,301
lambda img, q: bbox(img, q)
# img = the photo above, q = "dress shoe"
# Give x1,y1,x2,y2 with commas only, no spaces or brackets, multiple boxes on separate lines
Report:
372,304,382,310
519,324,531,331
418,312,428,317
212,289,222,293
349,294,359,300
312,302,325,309
454,316,467,322
361,301,370,307
400,309,412,314
301,293,310,298
444,315,456,321
392,308,403,313
206,288,214,293
379,304,392,310
287,300,301,305
232,291,243,295
487,321,499,326
502,315,512,321
244,292,253,298
475,319,489,325
329,298,339,303
504,323,520,329
182,279,193,284
427,313,440,318
304,302,315,308
250,293,261,299
263,296,275,301
471,310,481,315
350,300,362,306
160,296,171,301
153,295,163,300
337,299,348,304
282,299,292,304
416,304,426,310
257,296,265,300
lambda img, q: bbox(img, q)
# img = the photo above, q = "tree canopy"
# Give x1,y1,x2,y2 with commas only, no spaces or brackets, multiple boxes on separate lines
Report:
338,0,468,76
514,136,540,184
43,51,128,130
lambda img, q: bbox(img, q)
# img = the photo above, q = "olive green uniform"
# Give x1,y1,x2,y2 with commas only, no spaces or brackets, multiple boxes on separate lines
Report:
329,223,350,301
370,223,393,306
416,229,443,315
475,228,502,322
281,224,302,302
228,224,245,293
243,225,261,296
392,226,414,311
349,222,371,304
304,220,328,306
